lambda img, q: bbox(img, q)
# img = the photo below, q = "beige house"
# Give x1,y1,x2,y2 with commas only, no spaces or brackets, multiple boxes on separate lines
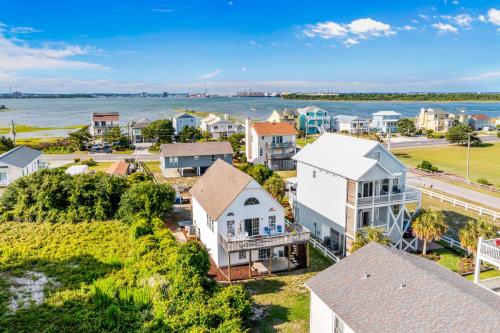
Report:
266,109,299,126
415,108,454,132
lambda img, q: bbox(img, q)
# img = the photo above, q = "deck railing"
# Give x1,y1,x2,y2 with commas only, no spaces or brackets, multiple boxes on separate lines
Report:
480,239,500,265
356,188,421,206
219,221,310,252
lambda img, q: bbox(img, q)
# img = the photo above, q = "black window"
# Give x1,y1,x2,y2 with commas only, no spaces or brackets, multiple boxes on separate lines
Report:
244,197,259,205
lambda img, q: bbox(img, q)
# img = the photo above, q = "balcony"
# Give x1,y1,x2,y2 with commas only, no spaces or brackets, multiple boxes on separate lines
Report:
479,238,500,267
218,221,310,252
266,142,295,149
356,188,420,206
267,152,296,160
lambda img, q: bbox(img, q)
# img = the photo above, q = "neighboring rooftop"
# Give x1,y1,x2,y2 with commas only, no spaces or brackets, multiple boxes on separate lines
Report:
131,118,152,129
106,162,130,176
160,141,234,157
190,159,253,219
297,106,327,114
65,165,88,176
334,115,369,122
252,121,299,136
372,110,402,116
471,114,490,120
201,114,232,125
173,112,196,119
91,112,120,121
305,242,500,333
0,146,42,168
293,133,399,180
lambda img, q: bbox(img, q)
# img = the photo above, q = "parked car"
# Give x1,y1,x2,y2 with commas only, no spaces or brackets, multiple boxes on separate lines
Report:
90,143,113,153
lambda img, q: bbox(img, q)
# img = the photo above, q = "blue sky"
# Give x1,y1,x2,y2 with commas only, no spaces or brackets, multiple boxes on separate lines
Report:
0,0,499,93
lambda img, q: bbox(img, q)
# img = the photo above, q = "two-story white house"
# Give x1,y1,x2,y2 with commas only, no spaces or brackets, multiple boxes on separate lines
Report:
334,115,370,135
306,242,500,333
90,112,120,138
190,159,310,281
245,119,298,171
290,133,420,255
172,112,198,134
0,146,44,186
371,110,402,133
200,114,239,139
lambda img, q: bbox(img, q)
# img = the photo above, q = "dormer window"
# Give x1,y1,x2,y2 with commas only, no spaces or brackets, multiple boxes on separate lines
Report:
373,151,381,161
244,197,259,206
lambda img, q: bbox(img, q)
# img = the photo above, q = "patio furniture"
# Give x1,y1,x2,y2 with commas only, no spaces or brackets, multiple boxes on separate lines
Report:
277,225,283,234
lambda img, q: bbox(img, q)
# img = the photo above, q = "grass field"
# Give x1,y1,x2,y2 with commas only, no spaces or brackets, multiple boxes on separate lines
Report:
393,142,500,187
296,136,319,147
0,124,83,134
246,245,333,333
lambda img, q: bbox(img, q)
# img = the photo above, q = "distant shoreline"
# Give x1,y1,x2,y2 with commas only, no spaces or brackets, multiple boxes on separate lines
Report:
280,98,500,103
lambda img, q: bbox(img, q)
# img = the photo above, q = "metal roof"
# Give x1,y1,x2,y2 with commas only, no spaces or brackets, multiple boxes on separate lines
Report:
173,112,196,119
305,242,500,333
0,146,43,168
297,105,327,115
292,133,381,181
372,110,402,116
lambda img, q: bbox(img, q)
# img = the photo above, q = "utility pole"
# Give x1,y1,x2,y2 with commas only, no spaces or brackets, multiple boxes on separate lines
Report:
466,132,471,183
387,129,392,151
10,120,16,145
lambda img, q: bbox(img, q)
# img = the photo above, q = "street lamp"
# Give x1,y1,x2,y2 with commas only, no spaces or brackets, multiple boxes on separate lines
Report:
466,132,471,183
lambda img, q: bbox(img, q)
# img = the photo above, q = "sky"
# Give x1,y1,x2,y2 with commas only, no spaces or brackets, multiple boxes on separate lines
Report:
0,0,499,94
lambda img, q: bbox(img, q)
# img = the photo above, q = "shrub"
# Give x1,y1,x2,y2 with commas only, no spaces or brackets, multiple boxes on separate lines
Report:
74,158,81,163
130,218,154,239
476,178,491,185
82,158,98,166
418,160,438,172
246,164,274,185
263,174,286,201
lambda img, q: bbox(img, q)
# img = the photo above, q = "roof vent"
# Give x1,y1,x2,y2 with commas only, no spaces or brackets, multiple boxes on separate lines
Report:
400,281,406,289
363,272,370,279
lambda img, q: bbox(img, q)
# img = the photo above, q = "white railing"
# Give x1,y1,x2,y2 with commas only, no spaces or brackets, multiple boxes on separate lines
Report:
356,188,421,207
309,237,340,263
441,235,468,252
414,186,499,221
480,239,500,265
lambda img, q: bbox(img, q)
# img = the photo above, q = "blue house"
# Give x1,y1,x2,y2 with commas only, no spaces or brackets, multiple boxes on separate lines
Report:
160,141,234,177
296,106,331,135
173,113,198,134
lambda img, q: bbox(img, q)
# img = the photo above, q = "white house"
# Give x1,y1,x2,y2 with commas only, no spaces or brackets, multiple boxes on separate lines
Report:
290,133,420,255
190,159,310,280
245,119,298,170
334,115,370,134
306,242,500,333
0,146,44,186
90,112,120,137
200,114,239,139
371,110,401,133
172,113,198,134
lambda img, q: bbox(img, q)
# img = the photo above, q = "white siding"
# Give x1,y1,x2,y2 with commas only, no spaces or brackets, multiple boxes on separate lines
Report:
192,197,219,264
310,292,355,333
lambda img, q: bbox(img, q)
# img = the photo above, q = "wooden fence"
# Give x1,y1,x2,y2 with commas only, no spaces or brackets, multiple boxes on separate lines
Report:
414,186,499,221
309,237,340,263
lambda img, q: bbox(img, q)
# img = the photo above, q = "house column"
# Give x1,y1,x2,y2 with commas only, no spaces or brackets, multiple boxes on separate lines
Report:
268,247,273,275
228,252,232,283
287,245,291,271
197,167,201,176
474,237,483,284
248,250,252,278
306,243,310,268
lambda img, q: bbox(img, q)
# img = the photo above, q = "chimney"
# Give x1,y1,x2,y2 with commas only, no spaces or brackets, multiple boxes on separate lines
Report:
245,117,252,161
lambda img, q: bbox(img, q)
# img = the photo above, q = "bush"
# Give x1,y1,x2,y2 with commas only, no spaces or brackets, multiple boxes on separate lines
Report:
418,160,438,172
118,181,176,222
74,158,81,163
476,178,491,185
82,158,98,166
246,164,274,185
130,218,154,239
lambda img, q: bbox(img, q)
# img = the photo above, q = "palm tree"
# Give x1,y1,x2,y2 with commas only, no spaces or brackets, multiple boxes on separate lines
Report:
459,219,497,264
412,209,447,255
351,227,391,252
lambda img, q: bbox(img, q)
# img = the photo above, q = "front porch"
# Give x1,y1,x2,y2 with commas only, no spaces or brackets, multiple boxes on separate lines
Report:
475,237,500,292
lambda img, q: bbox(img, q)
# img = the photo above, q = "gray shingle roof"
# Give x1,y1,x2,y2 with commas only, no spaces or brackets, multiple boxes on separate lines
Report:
131,118,152,129
0,146,43,168
160,141,234,157
305,242,500,333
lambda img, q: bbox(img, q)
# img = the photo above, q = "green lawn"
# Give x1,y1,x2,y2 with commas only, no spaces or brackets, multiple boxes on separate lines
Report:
246,245,333,333
276,170,297,179
296,136,319,147
0,124,83,134
393,142,500,187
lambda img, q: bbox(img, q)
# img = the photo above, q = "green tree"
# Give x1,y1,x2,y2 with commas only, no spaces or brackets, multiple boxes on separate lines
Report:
201,130,212,141
411,209,447,255
68,126,91,150
176,126,202,143
396,118,416,136
247,164,274,185
227,133,245,159
0,136,14,153
263,174,286,201
459,219,497,262
127,172,153,185
103,127,131,148
142,119,175,143
351,227,391,252
445,124,481,145
118,181,176,221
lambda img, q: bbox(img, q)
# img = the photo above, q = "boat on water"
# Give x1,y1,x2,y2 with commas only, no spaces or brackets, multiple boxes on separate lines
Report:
250,107,257,111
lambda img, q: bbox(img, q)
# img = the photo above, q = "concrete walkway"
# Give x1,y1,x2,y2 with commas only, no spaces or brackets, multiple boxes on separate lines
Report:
407,172,500,210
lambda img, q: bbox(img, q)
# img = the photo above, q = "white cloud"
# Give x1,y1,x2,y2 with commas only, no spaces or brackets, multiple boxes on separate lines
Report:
0,23,106,71
399,25,417,31
151,8,174,13
432,22,458,34
249,40,263,48
487,8,500,25
9,26,41,34
303,17,395,47
240,66,246,72
478,15,487,23
197,69,222,80
419,14,431,21
441,14,473,28
304,42,314,47
227,1,233,5
452,0,459,5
